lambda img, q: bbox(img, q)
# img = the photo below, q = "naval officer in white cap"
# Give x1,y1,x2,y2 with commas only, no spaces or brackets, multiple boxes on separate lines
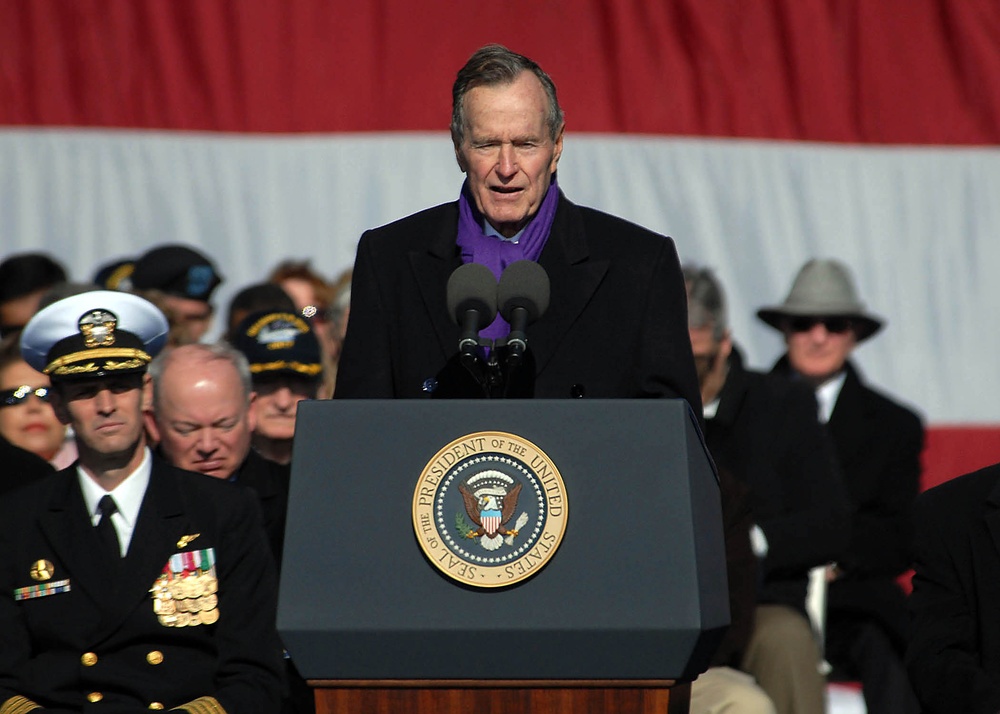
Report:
0,290,283,714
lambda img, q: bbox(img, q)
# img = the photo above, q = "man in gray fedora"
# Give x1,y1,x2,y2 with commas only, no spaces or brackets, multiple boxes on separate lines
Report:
758,258,923,714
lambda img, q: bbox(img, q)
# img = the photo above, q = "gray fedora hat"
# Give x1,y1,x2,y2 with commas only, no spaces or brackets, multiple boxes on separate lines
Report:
756,259,884,341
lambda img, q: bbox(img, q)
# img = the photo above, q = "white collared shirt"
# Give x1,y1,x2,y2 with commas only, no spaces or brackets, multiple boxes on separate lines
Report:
78,447,153,556
484,221,523,244
703,396,721,420
815,371,847,423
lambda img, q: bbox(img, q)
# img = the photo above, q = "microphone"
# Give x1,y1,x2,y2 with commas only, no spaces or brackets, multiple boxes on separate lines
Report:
497,260,550,364
446,263,498,356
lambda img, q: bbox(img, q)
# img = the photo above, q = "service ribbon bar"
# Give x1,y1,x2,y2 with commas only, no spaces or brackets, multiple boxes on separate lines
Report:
14,579,71,601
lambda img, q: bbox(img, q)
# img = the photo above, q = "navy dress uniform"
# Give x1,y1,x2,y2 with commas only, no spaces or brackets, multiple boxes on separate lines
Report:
0,291,284,714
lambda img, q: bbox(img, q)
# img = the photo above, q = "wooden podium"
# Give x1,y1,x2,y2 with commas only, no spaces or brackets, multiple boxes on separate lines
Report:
311,679,691,713
281,399,726,714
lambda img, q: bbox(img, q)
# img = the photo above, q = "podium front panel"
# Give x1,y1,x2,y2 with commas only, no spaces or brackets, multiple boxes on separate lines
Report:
279,399,727,680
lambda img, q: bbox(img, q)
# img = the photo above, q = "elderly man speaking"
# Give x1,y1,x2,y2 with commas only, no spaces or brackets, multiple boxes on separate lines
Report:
335,44,699,409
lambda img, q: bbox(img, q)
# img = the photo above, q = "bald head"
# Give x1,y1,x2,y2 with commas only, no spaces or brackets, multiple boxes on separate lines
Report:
149,344,255,479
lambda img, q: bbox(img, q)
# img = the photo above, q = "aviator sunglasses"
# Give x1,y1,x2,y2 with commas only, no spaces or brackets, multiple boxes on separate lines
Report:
787,316,853,334
0,385,51,407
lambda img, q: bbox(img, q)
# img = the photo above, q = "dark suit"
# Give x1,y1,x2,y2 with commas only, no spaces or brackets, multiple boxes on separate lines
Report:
906,464,1000,714
233,450,289,569
0,455,284,713
709,349,849,612
335,193,701,410
773,356,923,712
704,349,848,713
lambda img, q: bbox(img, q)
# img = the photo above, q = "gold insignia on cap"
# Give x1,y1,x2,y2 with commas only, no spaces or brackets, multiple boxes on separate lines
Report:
176,534,200,548
79,309,118,349
29,560,54,582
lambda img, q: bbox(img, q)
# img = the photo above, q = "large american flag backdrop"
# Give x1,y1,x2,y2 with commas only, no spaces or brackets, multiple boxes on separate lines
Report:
3,0,999,487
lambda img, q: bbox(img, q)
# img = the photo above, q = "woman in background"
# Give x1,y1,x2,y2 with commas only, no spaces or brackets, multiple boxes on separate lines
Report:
0,334,75,468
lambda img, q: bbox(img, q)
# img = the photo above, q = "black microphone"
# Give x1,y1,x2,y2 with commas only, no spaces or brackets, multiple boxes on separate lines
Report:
497,260,550,364
446,263,498,356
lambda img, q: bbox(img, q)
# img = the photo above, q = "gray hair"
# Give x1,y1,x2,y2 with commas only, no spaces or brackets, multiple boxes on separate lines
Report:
683,265,729,342
451,44,564,147
149,341,253,412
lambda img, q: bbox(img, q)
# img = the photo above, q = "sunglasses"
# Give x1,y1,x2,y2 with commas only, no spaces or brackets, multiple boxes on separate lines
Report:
788,316,853,334
0,385,51,407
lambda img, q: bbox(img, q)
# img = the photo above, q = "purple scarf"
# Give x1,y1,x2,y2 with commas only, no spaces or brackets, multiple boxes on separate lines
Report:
455,177,560,342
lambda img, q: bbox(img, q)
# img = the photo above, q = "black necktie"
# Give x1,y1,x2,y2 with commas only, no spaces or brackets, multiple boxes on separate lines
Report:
96,495,121,561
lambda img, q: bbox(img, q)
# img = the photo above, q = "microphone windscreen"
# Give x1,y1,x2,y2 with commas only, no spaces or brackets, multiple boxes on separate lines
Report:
498,260,550,322
446,263,498,326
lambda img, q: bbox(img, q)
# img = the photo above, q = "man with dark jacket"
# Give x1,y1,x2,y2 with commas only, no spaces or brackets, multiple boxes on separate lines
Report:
147,341,311,714
335,44,700,411
1,290,283,713
147,343,289,563
685,266,849,714
906,463,1000,714
758,258,923,714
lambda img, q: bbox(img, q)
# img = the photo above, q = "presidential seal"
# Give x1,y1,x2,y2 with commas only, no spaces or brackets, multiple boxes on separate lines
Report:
412,431,568,588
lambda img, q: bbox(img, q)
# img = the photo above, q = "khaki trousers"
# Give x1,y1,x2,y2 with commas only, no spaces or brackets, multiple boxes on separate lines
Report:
740,604,826,714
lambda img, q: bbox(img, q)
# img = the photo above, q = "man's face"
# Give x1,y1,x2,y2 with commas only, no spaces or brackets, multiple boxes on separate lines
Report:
153,354,254,479
162,295,213,345
784,316,857,384
455,72,564,239
50,374,148,463
253,374,317,442
688,325,731,402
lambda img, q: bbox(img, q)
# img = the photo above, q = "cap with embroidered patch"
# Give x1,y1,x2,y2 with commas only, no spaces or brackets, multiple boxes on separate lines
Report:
231,311,323,381
130,245,222,301
20,291,169,380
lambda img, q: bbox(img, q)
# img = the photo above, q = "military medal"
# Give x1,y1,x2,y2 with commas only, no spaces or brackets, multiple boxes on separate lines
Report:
30,559,55,582
152,547,219,627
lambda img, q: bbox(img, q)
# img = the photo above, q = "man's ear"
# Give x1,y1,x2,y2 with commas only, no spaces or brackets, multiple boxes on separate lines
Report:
141,374,160,443
719,333,734,363
455,143,468,173
247,392,258,432
140,374,153,412
549,123,565,172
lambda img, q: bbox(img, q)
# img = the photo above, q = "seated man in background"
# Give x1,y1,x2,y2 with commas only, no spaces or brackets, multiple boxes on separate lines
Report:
906,462,1000,714
147,343,288,562
1,290,282,712
131,244,223,346
230,310,324,466
0,252,67,339
147,341,312,714
685,265,850,714
758,258,923,714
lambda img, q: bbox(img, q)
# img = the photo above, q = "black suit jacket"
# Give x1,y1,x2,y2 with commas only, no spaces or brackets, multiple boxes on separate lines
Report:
773,357,923,642
0,455,284,713
906,464,1000,714
234,450,290,569
335,193,701,409
708,349,850,611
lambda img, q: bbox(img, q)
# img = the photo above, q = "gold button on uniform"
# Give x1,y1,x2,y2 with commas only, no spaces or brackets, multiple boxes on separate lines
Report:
148,703,165,710
81,652,98,666
87,692,103,703
146,650,164,665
